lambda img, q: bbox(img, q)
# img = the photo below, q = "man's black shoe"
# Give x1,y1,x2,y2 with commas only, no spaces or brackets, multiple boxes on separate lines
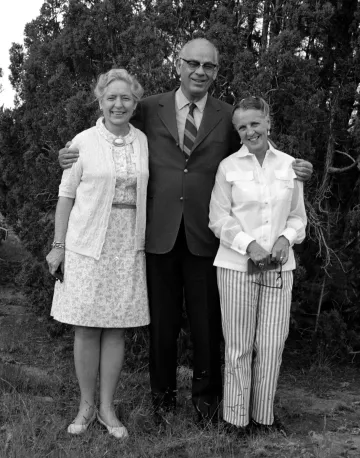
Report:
153,407,176,430
196,415,217,429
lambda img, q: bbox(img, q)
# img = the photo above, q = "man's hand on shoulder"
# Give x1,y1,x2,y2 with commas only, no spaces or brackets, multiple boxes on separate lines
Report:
59,141,79,170
292,159,313,182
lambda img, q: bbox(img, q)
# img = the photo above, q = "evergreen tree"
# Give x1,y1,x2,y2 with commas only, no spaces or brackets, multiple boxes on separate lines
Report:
1,0,360,357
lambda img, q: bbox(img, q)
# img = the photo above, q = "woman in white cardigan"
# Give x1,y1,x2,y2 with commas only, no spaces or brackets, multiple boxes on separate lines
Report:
46,69,149,439
209,96,307,433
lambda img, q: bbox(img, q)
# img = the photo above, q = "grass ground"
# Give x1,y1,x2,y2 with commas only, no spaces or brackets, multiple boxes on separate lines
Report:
1,227,360,457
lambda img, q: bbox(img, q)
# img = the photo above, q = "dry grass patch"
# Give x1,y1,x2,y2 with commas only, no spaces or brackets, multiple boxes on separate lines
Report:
1,280,360,457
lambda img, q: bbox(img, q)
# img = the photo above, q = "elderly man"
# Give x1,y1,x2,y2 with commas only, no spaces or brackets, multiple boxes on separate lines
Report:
59,38,312,425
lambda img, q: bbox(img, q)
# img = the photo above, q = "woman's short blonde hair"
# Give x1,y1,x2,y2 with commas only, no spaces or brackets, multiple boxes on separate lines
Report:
233,96,270,117
94,69,144,102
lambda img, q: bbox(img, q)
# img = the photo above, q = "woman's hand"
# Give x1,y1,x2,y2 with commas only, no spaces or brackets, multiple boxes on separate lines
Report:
246,241,271,267
46,248,65,278
271,236,289,264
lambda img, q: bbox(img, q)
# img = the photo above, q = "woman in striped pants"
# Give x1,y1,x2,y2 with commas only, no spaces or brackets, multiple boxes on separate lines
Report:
209,97,307,431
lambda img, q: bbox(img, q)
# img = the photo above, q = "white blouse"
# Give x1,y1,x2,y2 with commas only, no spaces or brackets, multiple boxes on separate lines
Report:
209,143,307,272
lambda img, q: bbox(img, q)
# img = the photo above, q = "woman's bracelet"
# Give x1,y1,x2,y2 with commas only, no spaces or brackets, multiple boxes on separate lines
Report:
51,241,65,249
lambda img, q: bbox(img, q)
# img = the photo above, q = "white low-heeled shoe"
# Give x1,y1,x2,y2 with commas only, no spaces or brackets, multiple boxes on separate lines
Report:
67,411,96,435
97,413,129,439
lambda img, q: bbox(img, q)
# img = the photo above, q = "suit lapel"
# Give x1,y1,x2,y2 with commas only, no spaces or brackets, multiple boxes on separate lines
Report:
192,96,223,152
157,90,179,144
156,91,224,152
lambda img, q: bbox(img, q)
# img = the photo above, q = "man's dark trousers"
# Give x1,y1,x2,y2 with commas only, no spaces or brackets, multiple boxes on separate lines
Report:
147,221,222,419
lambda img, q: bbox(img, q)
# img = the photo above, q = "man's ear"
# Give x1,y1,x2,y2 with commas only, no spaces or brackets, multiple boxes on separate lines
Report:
213,67,219,82
175,58,182,77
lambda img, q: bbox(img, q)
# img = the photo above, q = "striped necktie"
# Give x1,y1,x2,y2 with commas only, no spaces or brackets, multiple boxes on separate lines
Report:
183,103,197,156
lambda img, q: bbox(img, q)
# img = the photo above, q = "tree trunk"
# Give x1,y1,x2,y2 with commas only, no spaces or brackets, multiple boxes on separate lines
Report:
261,0,271,54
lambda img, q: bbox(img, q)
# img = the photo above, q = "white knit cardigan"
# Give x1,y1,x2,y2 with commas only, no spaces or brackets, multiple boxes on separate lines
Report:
59,121,149,260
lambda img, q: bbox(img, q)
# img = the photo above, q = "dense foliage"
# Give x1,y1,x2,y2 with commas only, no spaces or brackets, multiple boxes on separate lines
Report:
1,0,360,363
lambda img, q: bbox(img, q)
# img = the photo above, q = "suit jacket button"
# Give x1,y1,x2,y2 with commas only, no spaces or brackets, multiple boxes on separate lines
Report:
180,197,184,201
184,169,188,173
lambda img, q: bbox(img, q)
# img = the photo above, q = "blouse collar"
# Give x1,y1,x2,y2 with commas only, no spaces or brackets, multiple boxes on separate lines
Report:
96,117,136,146
235,142,279,158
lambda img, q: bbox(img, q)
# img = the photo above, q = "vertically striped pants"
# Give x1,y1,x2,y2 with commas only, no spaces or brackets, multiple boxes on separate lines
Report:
217,267,293,427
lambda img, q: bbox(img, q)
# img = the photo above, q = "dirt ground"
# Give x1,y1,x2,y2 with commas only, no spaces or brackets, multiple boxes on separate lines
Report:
1,226,360,457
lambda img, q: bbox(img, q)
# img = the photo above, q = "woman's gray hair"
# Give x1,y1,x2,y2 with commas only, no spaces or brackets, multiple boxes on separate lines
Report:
233,96,270,117
94,69,144,102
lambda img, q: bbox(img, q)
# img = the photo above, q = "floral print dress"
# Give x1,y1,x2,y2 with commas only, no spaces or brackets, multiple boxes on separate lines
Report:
51,122,150,328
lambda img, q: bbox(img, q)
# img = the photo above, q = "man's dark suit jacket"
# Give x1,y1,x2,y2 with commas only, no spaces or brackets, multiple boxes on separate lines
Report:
133,89,240,258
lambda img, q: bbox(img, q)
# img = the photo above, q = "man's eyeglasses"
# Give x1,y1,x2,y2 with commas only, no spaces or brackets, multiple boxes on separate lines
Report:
252,262,283,290
180,58,218,74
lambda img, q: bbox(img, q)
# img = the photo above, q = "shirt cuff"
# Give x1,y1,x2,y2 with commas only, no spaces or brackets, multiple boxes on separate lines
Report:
279,228,297,246
231,232,256,255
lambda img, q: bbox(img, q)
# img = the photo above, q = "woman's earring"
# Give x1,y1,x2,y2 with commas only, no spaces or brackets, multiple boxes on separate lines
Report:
267,129,271,136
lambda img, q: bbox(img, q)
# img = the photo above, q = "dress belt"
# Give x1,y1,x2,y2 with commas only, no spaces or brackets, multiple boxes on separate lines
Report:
112,203,136,209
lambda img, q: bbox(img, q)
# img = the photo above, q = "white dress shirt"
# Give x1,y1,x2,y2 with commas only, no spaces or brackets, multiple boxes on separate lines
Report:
209,143,307,272
175,88,208,149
